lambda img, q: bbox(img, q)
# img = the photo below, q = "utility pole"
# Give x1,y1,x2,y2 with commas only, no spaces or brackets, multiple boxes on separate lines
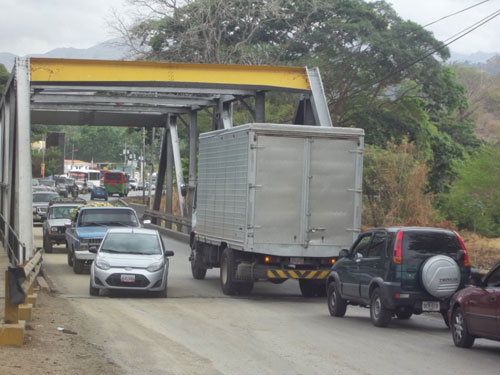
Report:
148,128,155,209
71,143,75,170
142,127,146,204
41,133,46,178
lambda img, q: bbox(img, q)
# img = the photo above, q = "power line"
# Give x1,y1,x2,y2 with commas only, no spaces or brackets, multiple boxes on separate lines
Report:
422,0,491,28
325,0,492,74
341,7,500,106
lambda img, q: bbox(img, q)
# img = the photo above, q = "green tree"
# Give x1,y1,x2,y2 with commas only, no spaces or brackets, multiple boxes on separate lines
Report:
32,147,61,177
0,63,10,95
119,0,478,194
440,146,500,237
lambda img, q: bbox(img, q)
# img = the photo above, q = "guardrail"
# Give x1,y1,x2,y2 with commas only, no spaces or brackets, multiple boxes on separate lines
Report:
0,213,26,266
143,209,192,231
1,249,42,346
142,209,191,243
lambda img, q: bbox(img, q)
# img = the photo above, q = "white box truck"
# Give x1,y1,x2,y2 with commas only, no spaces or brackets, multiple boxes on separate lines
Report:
190,123,364,296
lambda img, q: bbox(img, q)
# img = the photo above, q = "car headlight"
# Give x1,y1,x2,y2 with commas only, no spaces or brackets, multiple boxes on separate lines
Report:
146,259,164,272
51,227,58,232
79,241,89,251
95,258,111,270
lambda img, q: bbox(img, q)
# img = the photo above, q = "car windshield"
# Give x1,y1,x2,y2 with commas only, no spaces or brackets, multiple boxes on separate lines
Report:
101,233,162,255
79,209,139,227
49,206,78,219
33,193,59,203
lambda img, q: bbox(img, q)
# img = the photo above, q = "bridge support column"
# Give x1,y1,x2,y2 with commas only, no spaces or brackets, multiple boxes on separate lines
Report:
153,122,169,225
188,110,198,218
169,115,186,219
15,58,33,261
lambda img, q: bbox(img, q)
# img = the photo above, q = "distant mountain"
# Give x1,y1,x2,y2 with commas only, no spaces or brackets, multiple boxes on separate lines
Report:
0,38,133,72
449,51,499,64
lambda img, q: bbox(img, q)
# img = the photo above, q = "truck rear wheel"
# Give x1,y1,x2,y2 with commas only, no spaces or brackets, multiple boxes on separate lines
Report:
220,248,238,295
190,243,207,280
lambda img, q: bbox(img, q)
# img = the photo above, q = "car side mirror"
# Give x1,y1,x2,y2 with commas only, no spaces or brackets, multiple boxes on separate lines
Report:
339,249,349,258
89,246,98,254
143,219,151,225
164,250,175,257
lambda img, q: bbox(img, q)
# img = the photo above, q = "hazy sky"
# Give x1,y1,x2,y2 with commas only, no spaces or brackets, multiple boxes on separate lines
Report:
0,0,499,56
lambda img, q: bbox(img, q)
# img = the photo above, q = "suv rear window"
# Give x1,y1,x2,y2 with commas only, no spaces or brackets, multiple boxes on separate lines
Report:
403,231,460,260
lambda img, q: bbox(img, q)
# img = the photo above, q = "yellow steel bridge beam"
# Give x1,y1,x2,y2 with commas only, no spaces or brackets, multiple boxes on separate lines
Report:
29,58,311,92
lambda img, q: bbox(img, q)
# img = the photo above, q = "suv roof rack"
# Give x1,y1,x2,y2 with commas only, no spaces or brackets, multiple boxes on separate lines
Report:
49,197,87,206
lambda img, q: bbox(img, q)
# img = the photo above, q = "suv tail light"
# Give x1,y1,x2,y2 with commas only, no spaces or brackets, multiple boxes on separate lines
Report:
394,230,403,264
454,231,470,267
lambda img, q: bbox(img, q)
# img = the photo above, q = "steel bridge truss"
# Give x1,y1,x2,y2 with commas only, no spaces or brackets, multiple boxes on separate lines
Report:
0,57,333,262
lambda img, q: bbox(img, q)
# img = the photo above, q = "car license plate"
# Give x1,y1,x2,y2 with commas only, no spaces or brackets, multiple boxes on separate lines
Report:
120,274,135,283
422,301,440,311
290,257,304,265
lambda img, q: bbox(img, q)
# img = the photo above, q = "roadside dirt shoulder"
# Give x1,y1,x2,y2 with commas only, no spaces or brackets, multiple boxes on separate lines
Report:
0,290,122,375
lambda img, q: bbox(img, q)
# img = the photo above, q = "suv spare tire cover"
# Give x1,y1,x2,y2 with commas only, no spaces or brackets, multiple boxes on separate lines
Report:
420,255,460,298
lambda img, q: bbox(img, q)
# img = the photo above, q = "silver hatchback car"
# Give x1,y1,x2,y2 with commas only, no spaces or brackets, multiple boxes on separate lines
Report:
89,228,174,297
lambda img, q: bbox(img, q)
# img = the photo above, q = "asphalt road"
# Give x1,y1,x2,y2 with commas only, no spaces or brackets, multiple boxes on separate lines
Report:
35,201,500,375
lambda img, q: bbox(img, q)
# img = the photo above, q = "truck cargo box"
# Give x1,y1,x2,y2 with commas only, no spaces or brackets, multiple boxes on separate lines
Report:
195,123,364,258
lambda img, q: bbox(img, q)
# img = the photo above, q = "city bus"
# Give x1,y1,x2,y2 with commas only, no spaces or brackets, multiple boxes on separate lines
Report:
103,171,129,197
68,169,101,188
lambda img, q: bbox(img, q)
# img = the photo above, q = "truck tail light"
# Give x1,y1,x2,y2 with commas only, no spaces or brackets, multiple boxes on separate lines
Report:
454,231,470,267
264,256,279,264
394,230,403,264
321,258,336,265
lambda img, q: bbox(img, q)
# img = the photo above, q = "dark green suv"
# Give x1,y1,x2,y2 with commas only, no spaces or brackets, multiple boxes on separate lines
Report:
326,227,471,327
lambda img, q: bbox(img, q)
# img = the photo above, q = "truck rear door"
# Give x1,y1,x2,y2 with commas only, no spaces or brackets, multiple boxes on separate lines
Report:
252,134,361,250
308,137,361,248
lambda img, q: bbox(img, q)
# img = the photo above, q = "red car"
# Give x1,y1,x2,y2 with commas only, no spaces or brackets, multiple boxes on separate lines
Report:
449,261,500,348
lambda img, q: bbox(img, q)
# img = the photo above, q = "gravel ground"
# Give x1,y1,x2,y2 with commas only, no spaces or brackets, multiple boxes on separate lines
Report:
0,290,122,375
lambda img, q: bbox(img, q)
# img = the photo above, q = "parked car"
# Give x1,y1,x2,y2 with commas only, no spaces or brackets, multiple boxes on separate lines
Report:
42,197,86,252
129,178,138,190
89,228,174,297
90,186,108,201
137,182,144,191
326,227,471,327
449,261,500,348
32,191,60,222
